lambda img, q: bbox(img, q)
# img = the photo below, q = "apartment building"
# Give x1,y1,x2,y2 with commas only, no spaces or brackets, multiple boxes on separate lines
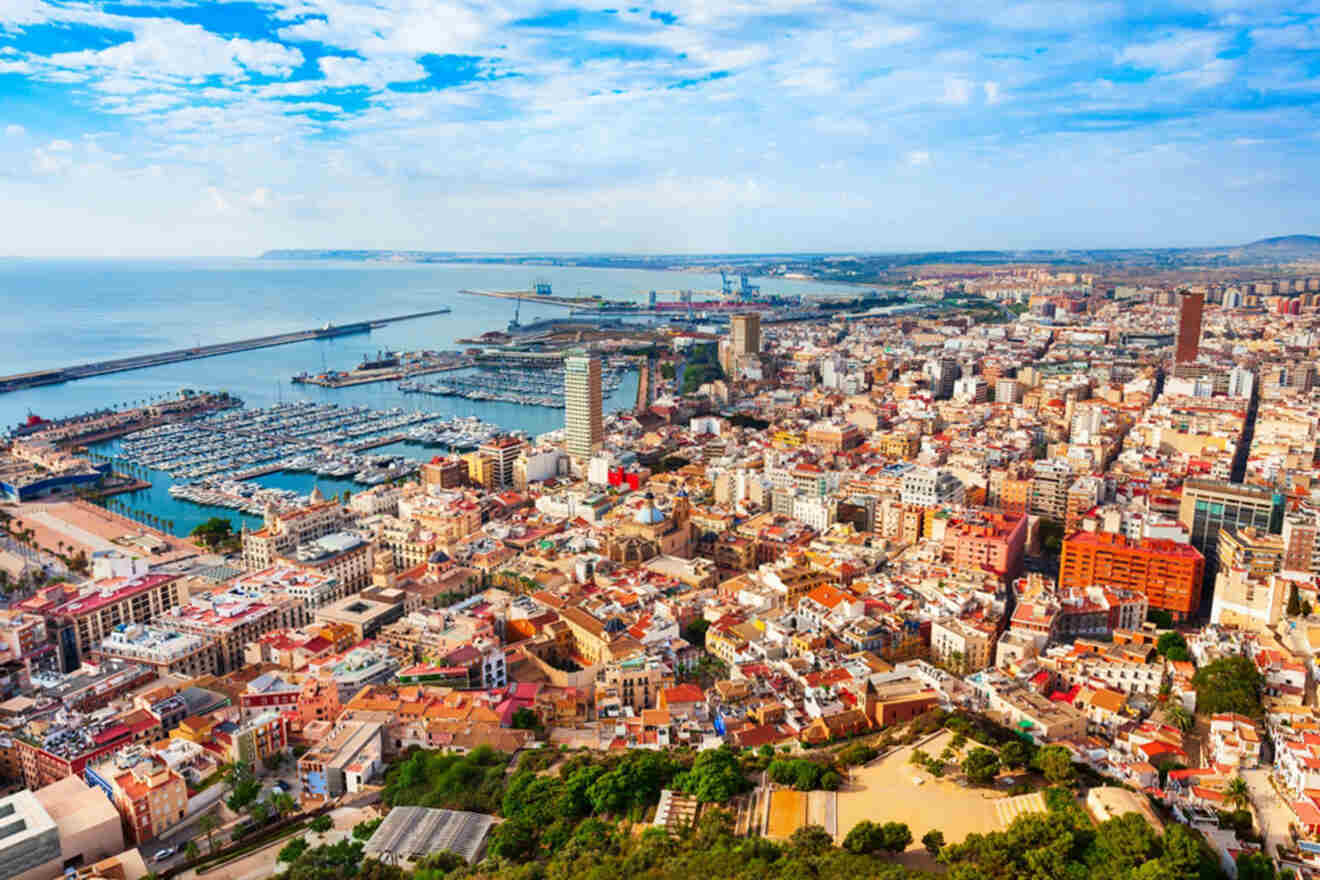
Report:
1178,479,1283,588
241,493,354,571
93,623,220,678
156,587,309,674
1059,530,1205,621
298,719,384,800
86,753,187,844
939,511,1027,579
231,564,348,611
279,532,373,593
46,574,182,668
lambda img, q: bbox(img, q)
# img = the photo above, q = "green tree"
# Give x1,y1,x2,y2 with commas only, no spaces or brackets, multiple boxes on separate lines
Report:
223,760,260,813
190,516,235,549
675,745,749,803
309,814,333,834
511,707,541,730
683,618,710,646
1237,852,1277,880
272,792,297,820
198,813,220,852
842,820,885,855
1166,702,1195,734
1193,656,1265,718
999,740,1029,769
1148,608,1174,629
1092,812,1161,876
488,816,538,862
962,747,1000,785
879,821,912,853
353,817,383,840
183,840,199,861
1157,631,1192,662
922,829,945,856
792,761,824,791
1226,776,1252,813
788,824,834,857
838,742,878,767
278,838,309,864
1035,745,1075,785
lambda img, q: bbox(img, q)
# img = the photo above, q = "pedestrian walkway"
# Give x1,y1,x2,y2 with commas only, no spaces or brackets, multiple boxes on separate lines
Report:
28,510,122,554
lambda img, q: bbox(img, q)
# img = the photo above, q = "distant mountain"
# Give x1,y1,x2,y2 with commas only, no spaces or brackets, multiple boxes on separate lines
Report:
259,235,1320,273
1228,235,1320,261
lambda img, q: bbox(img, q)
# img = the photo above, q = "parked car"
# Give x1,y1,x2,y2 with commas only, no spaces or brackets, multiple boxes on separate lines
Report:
153,848,175,861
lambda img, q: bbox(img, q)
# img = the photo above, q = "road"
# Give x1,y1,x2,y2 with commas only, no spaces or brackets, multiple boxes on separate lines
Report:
1242,768,1292,859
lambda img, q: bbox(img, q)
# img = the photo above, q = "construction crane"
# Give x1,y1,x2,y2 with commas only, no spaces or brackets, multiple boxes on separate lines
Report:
739,274,760,300
720,270,734,298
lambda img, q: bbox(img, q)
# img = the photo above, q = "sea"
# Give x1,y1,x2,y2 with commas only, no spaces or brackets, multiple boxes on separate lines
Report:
2,259,857,535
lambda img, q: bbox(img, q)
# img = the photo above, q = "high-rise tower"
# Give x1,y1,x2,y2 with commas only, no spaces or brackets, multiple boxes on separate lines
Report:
730,313,761,357
1174,289,1204,364
564,352,603,459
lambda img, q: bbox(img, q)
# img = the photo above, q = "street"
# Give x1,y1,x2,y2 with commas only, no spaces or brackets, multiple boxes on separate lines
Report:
1242,768,1293,859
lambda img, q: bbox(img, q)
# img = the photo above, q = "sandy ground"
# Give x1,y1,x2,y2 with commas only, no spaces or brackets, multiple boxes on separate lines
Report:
15,499,197,562
764,788,837,840
836,730,1043,854
767,790,806,839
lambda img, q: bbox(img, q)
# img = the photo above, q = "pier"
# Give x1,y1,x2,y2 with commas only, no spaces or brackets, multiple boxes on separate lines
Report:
0,307,454,394
459,288,601,308
292,354,475,388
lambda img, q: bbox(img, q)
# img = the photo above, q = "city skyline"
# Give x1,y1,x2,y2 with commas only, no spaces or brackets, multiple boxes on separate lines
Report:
3,1,1320,256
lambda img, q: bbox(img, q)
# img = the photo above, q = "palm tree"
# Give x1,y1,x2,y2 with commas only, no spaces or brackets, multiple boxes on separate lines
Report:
1166,702,1194,734
199,813,220,852
183,840,199,861
1226,776,1251,813
271,792,296,820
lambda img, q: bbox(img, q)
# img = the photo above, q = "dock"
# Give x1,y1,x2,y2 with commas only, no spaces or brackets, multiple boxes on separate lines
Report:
459,289,601,309
0,307,454,395
292,356,475,388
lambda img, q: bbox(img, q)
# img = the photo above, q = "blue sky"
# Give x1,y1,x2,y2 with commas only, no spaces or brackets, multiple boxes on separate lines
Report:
1,0,1319,255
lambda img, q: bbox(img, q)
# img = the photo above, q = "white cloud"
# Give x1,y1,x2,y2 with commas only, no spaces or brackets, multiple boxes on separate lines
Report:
318,54,425,89
45,17,303,82
4,124,24,136
2,0,1320,254
850,25,921,49
941,76,973,104
1118,30,1227,71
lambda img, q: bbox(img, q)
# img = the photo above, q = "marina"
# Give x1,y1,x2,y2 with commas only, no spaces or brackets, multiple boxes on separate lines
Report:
104,401,508,519
399,359,633,408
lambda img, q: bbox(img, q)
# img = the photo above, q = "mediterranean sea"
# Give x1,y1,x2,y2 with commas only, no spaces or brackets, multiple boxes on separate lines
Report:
2,259,854,535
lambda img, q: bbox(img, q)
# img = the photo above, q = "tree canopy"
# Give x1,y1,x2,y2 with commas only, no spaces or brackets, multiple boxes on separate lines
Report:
1192,656,1264,718
1157,631,1192,662
190,516,235,549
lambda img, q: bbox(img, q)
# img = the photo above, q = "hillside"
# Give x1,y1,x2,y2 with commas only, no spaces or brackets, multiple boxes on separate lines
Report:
1229,234,1320,261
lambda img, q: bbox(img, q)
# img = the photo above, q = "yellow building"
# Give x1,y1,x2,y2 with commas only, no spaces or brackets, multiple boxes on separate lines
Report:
463,451,496,491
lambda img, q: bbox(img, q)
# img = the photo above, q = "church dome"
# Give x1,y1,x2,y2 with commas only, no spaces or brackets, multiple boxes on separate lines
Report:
634,492,666,525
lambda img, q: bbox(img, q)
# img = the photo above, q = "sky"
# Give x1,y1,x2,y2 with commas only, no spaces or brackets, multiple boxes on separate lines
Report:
1,1,1319,256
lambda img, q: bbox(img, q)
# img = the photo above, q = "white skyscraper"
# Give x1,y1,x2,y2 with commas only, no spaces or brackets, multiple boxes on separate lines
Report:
564,352,603,460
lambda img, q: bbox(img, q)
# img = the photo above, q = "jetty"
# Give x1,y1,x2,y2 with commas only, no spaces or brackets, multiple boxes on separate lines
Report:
0,307,453,394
